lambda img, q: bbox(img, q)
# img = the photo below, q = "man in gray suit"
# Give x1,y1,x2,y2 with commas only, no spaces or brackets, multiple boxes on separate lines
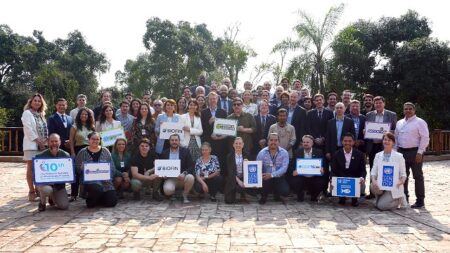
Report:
364,96,397,199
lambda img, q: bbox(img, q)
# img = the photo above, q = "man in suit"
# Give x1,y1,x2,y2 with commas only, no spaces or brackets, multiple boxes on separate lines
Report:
347,100,366,153
217,85,233,115
288,91,307,151
190,74,210,98
253,100,276,156
47,98,73,153
365,96,397,199
161,134,195,203
261,90,278,115
306,94,334,150
200,92,228,170
325,102,355,161
331,133,366,207
290,135,324,202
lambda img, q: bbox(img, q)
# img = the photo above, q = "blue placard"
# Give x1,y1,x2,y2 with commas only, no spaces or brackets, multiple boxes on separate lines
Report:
332,177,360,198
247,164,258,184
32,157,75,185
82,161,112,183
381,165,395,188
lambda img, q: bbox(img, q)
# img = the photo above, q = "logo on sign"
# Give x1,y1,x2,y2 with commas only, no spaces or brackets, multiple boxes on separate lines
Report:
162,129,183,134
39,162,64,172
215,123,236,131
85,168,109,174
367,127,386,134
247,164,258,184
337,178,355,197
157,166,178,171
382,165,394,187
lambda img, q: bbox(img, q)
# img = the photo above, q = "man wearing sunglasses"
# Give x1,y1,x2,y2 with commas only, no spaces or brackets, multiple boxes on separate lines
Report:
227,98,257,156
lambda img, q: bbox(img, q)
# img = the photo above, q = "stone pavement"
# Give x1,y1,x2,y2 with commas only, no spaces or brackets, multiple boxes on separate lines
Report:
0,161,449,252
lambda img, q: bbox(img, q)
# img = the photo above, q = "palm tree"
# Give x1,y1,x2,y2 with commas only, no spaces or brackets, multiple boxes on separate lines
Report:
293,4,345,93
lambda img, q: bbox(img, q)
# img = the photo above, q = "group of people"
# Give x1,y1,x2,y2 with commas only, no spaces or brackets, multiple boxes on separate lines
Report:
21,74,430,212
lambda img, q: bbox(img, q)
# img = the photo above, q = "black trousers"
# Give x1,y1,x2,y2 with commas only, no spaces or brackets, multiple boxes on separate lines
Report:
291,176,323,200
84,184,117,208
194,175,223,197
71,145,88,197
260,176,290,198
399,147,425,202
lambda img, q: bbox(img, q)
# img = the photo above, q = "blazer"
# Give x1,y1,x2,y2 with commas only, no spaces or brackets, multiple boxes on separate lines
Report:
21,110,42,151
253,114,277,143
217,97,233,115
47,112,73,146
180,113,203,148
223,151,250,204
325,117,356,155
289,147,323,176
290,105,308,149
331,148,366,179
306,108,334,139
200,107,227,143
371,150,406,179
160,146,194,175
365,109,397,154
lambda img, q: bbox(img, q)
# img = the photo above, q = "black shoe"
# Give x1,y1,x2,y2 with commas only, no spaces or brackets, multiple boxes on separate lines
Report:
338,198,346,205
351,199,359,207
153,192,163,202
258,196,267,205
210,196,217,202
38,202,46,212
116,189,124,199
411,201,424,209
69,196,77,202
365,194,375,200
133,192,141,200
48,197,55,206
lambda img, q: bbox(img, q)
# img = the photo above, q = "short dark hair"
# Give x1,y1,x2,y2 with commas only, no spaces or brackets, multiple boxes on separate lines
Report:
314,94,324,100
403,102,415,109
383,132,396,143
341,132,355,141
374,96,385,102
119,100,130,107
327,92,338,99
363,94,374,99
139,138,151,146
56,98,67,104
169,134,180,140
277,108,288,115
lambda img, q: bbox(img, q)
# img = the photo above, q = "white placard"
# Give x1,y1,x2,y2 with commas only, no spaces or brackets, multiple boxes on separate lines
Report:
332,177,360,198
377,161,399,191
83,162,112,182
364,122,391,140
155,159,181,177
296,158,322,176
160,122,184,140
243,160,262,188
100,127,125,147
213,118,238,136
33,158,74,184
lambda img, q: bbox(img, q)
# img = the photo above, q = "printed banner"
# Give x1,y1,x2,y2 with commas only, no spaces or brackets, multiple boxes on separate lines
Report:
296,158,322,176
213,118,238,136
155,159,181,177
332,177,360,198
377,161,399,191
33,157,74,184
83,162,111,182
160,122,184,140
364,122,391,140
100,127,125,147
243,160,262,188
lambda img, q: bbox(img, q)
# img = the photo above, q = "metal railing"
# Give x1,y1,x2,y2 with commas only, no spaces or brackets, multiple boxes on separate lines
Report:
1,127,449,156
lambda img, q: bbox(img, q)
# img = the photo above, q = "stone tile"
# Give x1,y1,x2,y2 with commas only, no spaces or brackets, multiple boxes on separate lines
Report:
72,238,108,249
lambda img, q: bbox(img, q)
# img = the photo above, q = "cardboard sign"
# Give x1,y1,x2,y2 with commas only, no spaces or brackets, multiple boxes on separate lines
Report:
377,161,399,191
296,158,322,176
332,177,360,198
213,118,238,136
100,127,125,147
155,159,181,177
33,157,74,184
243,160,262,188
364,122,391,140
83,162,112,182
160,122,184,140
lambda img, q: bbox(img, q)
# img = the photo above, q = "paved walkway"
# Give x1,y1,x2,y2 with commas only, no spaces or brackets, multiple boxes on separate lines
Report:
0,161,449,252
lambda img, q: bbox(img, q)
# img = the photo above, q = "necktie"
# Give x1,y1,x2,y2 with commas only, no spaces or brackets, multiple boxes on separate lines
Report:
262,115,266,129
318,110,322,120
61,114,66,123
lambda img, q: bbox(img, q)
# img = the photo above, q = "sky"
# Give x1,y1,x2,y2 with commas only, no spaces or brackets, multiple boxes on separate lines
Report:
2,0,450,90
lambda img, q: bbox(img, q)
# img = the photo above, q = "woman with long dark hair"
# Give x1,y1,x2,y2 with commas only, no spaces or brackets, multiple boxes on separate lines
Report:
131,103,156,152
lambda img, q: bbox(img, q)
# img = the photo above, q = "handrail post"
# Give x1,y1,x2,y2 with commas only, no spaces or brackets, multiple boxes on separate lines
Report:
435,129,442,156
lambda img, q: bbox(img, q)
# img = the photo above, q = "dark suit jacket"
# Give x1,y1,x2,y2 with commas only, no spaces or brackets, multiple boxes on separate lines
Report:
289,148,324,176
253,114,277,151
200,108,227,143
325,117,356,155
331,148,366,179
364,109,397,154
291,106,307,149
47,113,73,148
306,108,334,139
346,114,367,152
217,97,233,115
160,147,194,175
223,151,250,204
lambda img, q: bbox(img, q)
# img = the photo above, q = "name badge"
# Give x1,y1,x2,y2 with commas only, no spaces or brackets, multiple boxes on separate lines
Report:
120,161,125,168
141,129,147,135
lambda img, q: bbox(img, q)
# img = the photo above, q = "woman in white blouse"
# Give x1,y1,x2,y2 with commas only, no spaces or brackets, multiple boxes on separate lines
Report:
181,99,203,161
242,90,258,116
370,132,408,210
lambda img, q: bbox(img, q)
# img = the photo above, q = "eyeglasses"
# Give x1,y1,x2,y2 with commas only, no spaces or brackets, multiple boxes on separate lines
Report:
154,104,162,107
233,103,242,106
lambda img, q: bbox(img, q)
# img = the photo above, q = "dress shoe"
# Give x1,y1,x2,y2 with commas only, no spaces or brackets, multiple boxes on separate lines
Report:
411,201,424,209
338,198,346,205
38,202,46,212
365,194,375,200
351,199,359,207
152,192,164,202
258,196,267,205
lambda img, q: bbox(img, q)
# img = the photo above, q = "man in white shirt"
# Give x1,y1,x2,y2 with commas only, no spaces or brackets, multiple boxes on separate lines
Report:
395,102,429,208
69,94,93,120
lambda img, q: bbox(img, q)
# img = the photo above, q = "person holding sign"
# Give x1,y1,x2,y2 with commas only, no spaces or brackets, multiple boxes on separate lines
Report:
371,132,408,210
111,138,131,199
155,99,181,154
181,99,203,162
75,132,117,208
35,134,70,212
194,142,223,202
330,133,366,207
256,133,290,204
129,138,162,201
290,135,324,202
95,104,122,132
161,134,195,203
227,98,257,155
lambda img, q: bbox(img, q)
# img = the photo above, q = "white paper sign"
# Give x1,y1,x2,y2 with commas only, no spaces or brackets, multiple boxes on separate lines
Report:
243,160,262,188
296,158,322,176
377,161,399,191
160,122,184,140
155,159,181,177
213,118,238,136
364,122,391,140
332,177,360,198
33,158,74,184
100,127,125,147
83,162,112,182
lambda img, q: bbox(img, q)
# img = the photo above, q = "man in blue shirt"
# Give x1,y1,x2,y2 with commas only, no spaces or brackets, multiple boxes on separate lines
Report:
256,133,290,204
